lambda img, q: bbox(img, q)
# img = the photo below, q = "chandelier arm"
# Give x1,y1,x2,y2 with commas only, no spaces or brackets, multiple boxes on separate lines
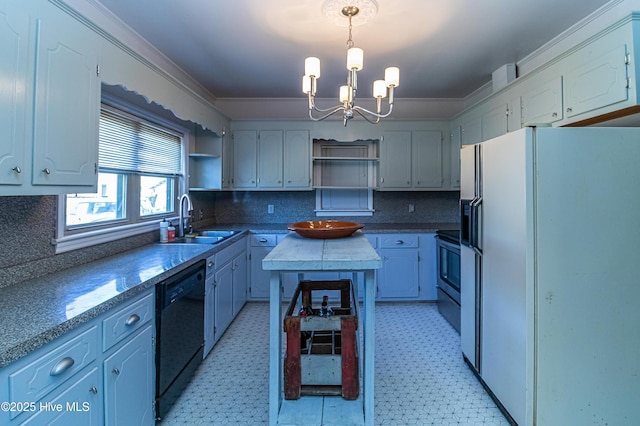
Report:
352,103,395,120
308,106,346,122
308,93,345,113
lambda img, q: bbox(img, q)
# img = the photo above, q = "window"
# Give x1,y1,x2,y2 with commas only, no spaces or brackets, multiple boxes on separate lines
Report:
56,103,185,252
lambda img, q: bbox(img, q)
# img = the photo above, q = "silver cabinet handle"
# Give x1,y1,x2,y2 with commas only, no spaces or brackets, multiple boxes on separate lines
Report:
566,107,573,113
259,238,268,243
12,166,21,174
125,313,140,326
112,368,120,375
395,240,404,245
207,261,214,268
50,356,74,376
89,386,98,394
43,168,51,175
552,112,558,118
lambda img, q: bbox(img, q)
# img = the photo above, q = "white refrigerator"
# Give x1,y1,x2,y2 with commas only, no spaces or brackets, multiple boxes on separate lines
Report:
460,126,640,425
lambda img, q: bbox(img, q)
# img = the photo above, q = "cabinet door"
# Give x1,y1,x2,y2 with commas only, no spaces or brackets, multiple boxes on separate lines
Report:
482,104,508,141
232,252,247,316
284,130,311,189
32,13,99,188
232,130,257,188
521,76,563,124
214,262,234,339
258,130,283,188
412,131,443,188
204,274,215,357
377,249,419,299
461,116,482,145
564,44,628,118
21,368,102,426
0,3,29,186
450,124,461,189
249,245,272,300
507,96,522,132
222,134,233,189
380,131,411,188
103,324,154,426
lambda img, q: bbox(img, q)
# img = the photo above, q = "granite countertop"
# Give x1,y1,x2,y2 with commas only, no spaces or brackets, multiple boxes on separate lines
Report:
0,222,456,368
0,233,247,368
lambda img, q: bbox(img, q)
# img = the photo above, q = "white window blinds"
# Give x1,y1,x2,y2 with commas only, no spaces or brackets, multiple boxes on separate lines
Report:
99,107,182,175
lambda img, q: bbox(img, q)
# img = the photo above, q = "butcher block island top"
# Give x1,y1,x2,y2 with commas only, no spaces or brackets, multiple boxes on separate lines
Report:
263,230,381,426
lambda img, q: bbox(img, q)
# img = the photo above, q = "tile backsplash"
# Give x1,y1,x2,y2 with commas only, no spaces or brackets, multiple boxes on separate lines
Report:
0,191,459,287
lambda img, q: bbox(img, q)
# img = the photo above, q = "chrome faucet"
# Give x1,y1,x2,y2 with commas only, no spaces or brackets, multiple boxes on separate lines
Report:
178,193,193,238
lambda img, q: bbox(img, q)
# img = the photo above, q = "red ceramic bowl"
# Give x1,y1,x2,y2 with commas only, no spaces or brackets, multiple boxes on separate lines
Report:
287,220,364,239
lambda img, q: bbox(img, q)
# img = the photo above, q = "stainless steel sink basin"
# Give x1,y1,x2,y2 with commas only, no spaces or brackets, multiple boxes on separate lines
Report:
195,230,236,238
170,230,237,245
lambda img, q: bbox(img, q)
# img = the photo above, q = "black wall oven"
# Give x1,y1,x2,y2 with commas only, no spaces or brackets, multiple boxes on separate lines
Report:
436,230,461,333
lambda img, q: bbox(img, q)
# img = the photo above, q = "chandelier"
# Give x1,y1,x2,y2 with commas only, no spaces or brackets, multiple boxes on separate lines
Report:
302,0,399,126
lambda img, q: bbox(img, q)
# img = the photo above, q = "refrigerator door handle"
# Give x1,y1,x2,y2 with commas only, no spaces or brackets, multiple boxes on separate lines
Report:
470,197,483,254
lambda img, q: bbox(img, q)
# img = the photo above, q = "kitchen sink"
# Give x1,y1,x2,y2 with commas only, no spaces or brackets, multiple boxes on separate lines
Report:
170,230,237,245
194,230,236,238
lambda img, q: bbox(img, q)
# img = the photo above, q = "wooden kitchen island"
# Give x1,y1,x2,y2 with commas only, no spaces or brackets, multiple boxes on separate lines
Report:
262,230,382,426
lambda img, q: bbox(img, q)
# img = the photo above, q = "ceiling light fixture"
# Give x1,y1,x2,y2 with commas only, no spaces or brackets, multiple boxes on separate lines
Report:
302,0,399,126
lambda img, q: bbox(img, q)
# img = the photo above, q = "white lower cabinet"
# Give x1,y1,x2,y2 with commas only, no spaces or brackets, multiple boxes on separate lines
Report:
204,237,247,357
21,367,102,425
0,289,154,425
377,234,420,299
103,324,154,425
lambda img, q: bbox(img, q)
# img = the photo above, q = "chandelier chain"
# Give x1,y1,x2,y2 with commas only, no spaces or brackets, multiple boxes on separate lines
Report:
347,14,354,49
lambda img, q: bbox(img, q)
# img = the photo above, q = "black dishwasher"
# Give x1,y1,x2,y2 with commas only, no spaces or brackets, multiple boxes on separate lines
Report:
155,260,205,420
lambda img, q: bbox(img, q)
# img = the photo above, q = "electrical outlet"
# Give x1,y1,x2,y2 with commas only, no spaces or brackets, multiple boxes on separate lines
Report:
268,204,274,214
408,204,415,213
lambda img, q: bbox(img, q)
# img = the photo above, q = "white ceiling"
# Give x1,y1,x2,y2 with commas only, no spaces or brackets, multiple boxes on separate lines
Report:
96,0,611,103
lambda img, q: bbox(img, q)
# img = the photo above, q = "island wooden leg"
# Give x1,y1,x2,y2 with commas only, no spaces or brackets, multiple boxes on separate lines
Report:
269,271,282,425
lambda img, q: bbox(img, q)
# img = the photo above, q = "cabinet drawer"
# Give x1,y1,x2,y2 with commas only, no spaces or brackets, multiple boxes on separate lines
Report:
8,326,98,415
102,292,154,351
250,234,276,247
380,234,419,248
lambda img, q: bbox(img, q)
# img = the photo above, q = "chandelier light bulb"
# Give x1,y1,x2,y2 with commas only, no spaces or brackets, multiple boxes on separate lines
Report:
346,47,364,71
385,67,400,87
339,85,349,103
305,57,321,78
302,75,311,94
373,80,387,98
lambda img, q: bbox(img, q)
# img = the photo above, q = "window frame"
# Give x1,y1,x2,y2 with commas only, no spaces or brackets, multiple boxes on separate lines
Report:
54,96,189,254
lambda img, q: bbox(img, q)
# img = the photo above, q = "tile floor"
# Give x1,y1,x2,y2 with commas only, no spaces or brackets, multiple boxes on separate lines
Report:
159,302,511,425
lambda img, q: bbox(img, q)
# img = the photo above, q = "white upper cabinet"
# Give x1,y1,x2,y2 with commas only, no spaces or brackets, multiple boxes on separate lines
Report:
461,115,482,146
32,10,99,188
257,130,283,188
232,130,258,188
521,76,564,125
563,43,629,119
0,2,99,195
379,130,444,190
0,4,29,187
283,130,311,189
231,128,311,191
412,130,443,189
379,131,411,189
